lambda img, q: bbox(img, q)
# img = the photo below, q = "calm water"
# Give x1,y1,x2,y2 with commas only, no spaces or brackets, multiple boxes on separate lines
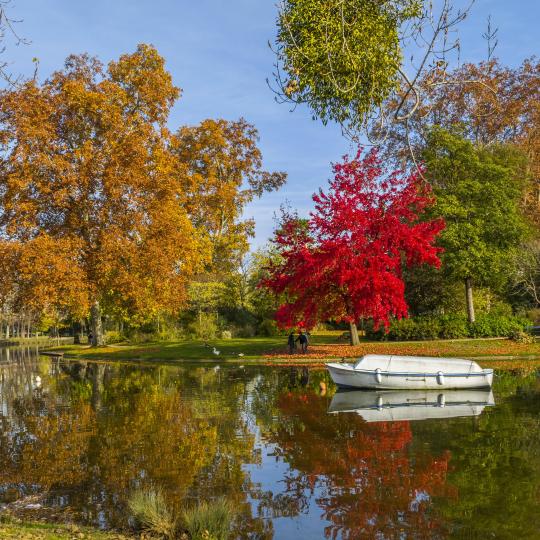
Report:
0,347,539,539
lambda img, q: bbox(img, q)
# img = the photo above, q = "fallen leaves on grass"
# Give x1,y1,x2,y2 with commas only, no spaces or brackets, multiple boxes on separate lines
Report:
263,340,540,370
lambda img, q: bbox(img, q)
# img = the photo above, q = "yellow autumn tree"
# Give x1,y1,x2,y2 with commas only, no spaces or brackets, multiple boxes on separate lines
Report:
0,44,210,345
172,118,286,273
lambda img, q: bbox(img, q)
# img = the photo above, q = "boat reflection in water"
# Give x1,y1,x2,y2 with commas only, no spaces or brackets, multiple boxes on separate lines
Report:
328,388,495,422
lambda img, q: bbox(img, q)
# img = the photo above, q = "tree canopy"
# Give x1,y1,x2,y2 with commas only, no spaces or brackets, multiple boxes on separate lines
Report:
0,44,284,344
379,58,540,224
171,118,286,272
423,128,531,319
274,0,423,130
262,149,444,340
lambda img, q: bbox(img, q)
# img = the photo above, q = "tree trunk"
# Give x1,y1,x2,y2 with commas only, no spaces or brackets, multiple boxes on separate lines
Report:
73,320,82,344
349,321,360,346
465,277,475,323
90,301,105,347
91,363,105,411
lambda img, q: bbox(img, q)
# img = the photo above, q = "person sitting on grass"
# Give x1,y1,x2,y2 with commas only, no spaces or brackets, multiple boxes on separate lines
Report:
296,330,309,353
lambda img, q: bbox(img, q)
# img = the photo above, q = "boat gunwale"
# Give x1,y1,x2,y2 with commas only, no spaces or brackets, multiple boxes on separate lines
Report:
328,399,492,412
325,363,493,378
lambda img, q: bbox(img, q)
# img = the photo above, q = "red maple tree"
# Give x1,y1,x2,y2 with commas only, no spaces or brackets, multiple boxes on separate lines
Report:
262,148,444,342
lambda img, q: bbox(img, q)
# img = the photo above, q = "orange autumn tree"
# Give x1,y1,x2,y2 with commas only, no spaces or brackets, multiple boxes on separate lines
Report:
0,44,209,345
172,118,286,273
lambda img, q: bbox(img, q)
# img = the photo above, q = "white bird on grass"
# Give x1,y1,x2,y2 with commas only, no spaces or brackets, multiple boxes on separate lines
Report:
213,347,220,356
238,353,244,357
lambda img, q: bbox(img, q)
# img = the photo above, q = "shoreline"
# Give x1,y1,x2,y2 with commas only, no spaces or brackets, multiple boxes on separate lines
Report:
31,335,540,371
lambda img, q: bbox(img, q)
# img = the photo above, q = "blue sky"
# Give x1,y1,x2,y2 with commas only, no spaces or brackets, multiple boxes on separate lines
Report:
5,0,538,248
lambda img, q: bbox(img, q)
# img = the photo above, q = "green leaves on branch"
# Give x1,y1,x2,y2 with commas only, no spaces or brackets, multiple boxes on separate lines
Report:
274,0,422,130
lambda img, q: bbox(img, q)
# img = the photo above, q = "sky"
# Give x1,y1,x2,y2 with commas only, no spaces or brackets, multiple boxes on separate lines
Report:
4,0,539,248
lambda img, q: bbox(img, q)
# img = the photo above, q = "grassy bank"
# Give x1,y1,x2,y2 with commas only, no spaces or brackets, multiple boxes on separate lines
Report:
0,520,130,539
44,332,540,366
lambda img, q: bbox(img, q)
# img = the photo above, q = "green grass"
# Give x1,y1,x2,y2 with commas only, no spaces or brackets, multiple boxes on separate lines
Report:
0,519,131,539
45,335,336,362
44,332,540,364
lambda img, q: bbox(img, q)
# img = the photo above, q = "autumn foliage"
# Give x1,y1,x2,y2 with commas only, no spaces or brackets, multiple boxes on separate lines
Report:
269,390,454,539
0,44,284,343
262,149,444,331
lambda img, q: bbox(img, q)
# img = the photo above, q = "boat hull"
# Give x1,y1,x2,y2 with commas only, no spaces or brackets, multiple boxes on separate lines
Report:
326,362,493,390
328,388,495,422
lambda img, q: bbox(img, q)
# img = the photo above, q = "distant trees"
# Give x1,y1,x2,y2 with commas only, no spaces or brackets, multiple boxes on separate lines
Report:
0,45,284,344
377,57,540,325
262,149,444,344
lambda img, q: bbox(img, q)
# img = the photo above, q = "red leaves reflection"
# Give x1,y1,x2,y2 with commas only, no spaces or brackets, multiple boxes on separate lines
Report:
269,391,456,539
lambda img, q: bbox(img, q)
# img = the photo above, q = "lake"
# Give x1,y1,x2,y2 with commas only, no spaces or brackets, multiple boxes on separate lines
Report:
0,347,539,539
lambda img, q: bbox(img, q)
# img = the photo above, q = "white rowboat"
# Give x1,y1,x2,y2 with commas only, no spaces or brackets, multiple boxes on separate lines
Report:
326,354,493,390
328,388,495,422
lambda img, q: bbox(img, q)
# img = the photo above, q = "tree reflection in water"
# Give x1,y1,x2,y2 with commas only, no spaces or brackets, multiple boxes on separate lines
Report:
258,387,454,540
0,350,273,538
0,352,539,539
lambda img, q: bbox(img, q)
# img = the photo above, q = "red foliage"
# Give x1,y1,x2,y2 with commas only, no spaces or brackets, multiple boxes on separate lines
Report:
262,148,445,330
271,390,455,539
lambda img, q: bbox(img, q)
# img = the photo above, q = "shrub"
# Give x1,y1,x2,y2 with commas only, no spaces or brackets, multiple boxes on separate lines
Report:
411,317,442,340
221,330,232,340
128,331,160,344
181,498,234,540
156,327,184,341
388,318,442,341
364,321,385,341
438,314,469,339
508,329,535,344
367,314,531,341
257,319,280,337
229,324,256,338
189,314,218,340
387,318,418,341
469,314,527,338
128,488,176,539
104,330,125,344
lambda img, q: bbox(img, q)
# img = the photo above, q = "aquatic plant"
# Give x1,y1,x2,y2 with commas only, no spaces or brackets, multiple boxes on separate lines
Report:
128,488,176,539
181,498,234,540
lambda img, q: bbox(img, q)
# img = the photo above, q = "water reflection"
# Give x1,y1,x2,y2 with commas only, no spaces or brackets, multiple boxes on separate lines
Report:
0,350,538,539
328,389,495,422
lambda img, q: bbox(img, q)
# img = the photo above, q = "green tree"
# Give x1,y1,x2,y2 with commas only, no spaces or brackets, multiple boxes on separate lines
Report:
274,0,422,132
423,128,531,322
